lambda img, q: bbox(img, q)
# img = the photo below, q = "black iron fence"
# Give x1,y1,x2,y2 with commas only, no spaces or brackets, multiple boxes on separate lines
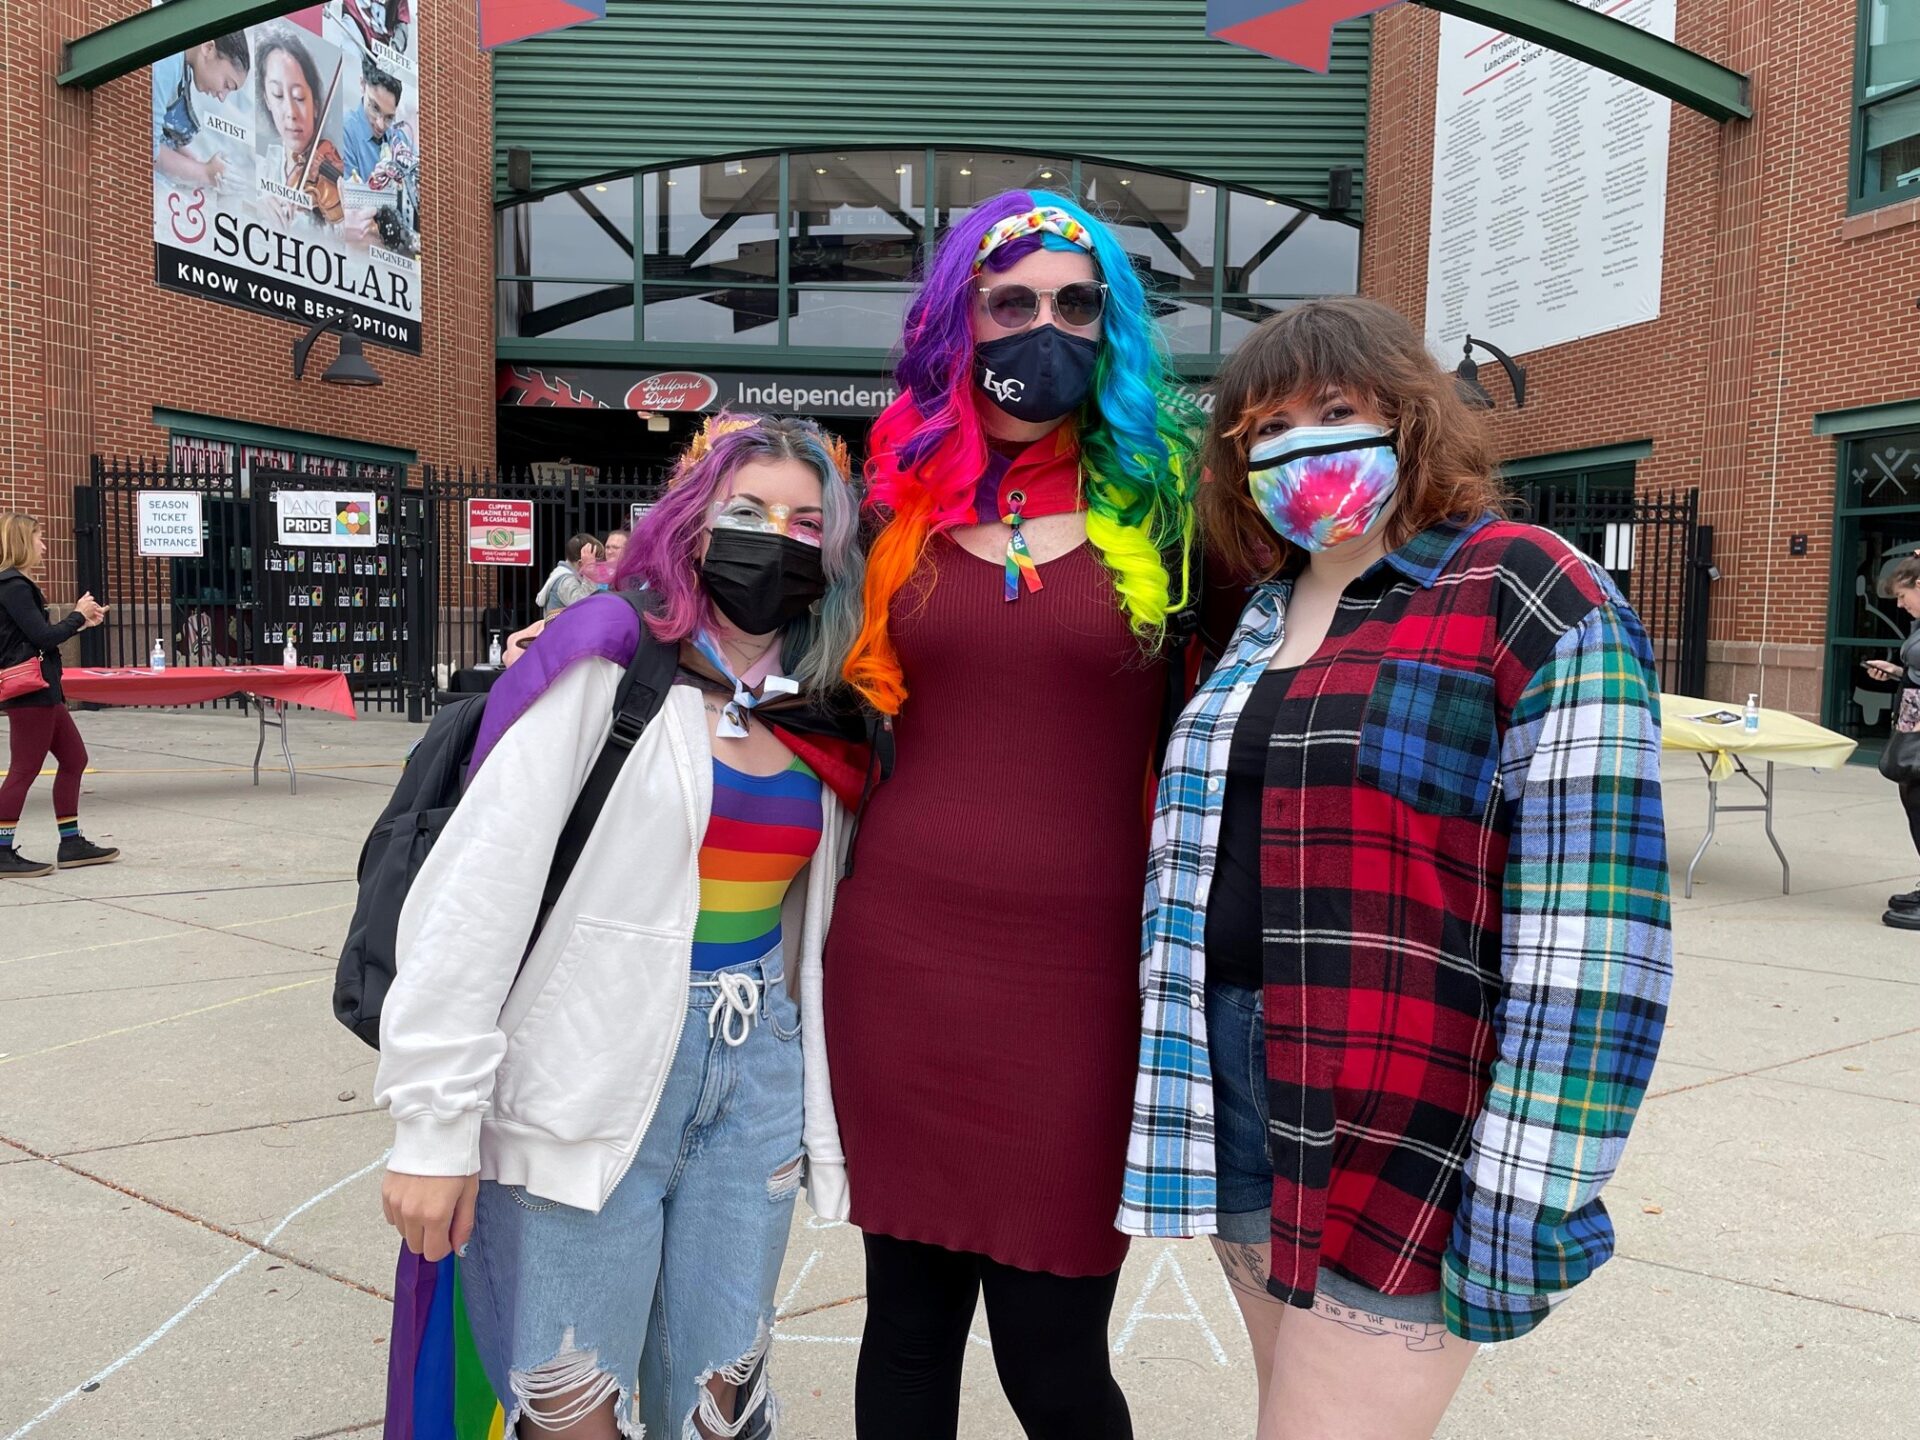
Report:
75,458,670,718
77,458,425,715
1513,484,1712,697
421,464,668,680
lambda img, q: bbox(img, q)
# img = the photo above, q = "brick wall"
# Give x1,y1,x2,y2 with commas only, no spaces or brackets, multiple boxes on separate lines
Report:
1362,3,1920,716
0,1,497,603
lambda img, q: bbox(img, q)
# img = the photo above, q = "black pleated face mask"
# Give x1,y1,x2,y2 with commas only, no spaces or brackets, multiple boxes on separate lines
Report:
700,527,827,636
974,325,1100,423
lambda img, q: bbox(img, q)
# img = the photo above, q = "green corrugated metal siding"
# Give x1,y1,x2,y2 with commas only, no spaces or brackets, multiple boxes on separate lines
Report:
492,0,1370,211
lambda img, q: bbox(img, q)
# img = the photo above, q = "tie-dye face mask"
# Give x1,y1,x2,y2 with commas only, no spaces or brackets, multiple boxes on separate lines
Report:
1246,423,1400,552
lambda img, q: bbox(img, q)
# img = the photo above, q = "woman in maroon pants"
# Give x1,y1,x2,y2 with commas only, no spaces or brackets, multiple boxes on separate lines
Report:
0,513,116,877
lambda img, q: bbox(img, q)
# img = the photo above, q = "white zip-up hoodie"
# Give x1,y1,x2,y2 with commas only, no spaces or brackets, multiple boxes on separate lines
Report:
374,657,850,1220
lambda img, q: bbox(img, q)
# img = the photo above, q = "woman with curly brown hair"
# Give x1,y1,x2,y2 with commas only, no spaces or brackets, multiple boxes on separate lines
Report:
1120,298,1673,1438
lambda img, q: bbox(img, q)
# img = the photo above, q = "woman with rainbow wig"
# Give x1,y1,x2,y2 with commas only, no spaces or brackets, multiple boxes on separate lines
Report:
825,189,1201,1439
375,414,869,1440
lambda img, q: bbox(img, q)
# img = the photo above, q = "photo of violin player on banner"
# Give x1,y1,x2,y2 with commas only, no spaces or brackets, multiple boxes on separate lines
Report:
254,23,354,233
149,1,426,352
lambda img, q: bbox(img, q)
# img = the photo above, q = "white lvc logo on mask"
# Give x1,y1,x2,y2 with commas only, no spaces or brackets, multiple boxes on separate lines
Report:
981,367,1025,405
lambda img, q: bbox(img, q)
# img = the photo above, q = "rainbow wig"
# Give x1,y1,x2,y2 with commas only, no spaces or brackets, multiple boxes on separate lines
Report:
845,188,1201,714
615,413,865,696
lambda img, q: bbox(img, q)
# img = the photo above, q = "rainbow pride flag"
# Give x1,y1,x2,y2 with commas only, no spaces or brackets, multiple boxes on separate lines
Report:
386,1248,505,1440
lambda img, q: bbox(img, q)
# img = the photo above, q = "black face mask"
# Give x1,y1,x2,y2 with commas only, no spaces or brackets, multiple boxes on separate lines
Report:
974,326,1099,423
700,527,827,636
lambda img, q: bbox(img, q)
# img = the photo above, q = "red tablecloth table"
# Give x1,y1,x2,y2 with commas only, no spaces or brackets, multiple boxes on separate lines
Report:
62,666,356,794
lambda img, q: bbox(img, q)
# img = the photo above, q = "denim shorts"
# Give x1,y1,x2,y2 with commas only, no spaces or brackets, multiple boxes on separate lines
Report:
461,948,805,1440
1206,980,1445,1326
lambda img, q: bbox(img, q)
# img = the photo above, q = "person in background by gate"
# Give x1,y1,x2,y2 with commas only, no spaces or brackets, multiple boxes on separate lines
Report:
536,532,603,618
1124,298,1672,1440
0,514,117,878
1861,555,1920,929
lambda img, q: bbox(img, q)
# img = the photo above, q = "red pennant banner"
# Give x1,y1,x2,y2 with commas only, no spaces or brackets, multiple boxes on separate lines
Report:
477,0,606,50
1207,0,1404,72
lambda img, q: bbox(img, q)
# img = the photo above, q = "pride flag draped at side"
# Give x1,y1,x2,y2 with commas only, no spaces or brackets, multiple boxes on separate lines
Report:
386,1249,505,1440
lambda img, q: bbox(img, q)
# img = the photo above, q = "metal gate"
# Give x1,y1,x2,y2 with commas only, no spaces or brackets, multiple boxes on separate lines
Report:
1513,483,1713,697
76,458,428,716
421,463,668,680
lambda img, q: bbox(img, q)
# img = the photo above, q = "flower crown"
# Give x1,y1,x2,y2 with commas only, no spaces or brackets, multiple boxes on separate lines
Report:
676,413,853,488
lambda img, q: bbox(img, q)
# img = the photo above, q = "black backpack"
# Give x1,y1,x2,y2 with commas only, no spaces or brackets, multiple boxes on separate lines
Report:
332,592,677,1048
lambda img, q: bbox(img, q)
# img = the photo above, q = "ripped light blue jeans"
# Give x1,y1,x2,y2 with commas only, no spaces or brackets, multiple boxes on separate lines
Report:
462,948,804,1439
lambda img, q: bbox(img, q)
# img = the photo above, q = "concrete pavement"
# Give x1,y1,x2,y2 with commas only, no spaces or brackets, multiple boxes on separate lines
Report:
1,706,1915,1439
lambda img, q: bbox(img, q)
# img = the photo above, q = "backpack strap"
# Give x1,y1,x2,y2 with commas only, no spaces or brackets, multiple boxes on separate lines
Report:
533,590,678,939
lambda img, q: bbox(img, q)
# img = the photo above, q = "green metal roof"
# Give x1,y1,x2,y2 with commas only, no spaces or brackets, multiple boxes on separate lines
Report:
492,0,1371,211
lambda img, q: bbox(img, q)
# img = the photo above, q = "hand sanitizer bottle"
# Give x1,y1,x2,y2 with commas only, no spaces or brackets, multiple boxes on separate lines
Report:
1744,693,1761,734
149,638,166,672
283,636,298,668
488,631,504,668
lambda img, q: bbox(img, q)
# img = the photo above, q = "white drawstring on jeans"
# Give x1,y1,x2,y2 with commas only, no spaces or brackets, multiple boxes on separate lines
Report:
706,971,761,1047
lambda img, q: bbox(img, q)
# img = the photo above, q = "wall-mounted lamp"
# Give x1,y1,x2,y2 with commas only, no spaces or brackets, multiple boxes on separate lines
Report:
293,312,383,388
1455,335,1527,410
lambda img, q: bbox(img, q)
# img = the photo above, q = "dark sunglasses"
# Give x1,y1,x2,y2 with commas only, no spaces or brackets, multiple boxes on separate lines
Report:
977,281,1109,331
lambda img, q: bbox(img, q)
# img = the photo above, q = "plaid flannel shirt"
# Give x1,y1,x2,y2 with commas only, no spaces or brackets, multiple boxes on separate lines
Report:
1121,516,1673,1343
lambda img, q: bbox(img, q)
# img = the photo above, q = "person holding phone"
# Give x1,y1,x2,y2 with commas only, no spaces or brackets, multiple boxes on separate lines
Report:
0,514,116,877
1863,556,1920,927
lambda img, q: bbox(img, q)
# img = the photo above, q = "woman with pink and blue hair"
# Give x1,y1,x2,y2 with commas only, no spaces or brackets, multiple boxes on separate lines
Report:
826,189,1202,1439
375,414,868,1440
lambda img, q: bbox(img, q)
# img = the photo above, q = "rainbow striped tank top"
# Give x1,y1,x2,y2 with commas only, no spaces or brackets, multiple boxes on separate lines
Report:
691,755,824,970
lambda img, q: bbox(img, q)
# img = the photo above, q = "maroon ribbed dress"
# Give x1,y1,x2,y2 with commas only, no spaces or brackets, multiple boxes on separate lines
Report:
824,535,1164,1277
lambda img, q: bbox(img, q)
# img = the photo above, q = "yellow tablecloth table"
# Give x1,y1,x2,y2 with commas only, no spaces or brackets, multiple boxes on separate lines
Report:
1660,694,1859,897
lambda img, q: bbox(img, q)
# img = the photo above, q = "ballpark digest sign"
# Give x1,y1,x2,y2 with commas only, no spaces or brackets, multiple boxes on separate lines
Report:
276,489,379,547
151,2,425,351
496,365,901,416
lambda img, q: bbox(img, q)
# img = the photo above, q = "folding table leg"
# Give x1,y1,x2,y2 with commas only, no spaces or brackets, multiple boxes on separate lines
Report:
278,701,298,796
253,701,267,788
1685,777,1717,899
1760,760,1789,894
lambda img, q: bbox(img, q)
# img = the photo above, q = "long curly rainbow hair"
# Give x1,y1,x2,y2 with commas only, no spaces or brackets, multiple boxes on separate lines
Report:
843,189,1202,715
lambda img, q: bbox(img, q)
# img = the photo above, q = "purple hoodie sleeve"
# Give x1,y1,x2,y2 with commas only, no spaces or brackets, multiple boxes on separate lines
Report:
466,593,641,777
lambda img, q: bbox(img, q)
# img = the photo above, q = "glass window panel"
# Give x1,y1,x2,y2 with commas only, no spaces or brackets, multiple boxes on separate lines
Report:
496,280,634,340
932,152,1072,248
1226,193,1360,296
643,159,781,286
495,180,634,280
641,285,781,345
1867,0,1920,98
786,288,913,348
788,152,923,284
1219,296,1304,353
1844,429,1920,511
1080,167,1216,296
1864,90,1920,197
1146,298,1216,355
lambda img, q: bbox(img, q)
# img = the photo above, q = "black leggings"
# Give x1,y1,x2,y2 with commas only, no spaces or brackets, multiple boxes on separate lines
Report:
1901,781,1920,862
854,1233,1132,1440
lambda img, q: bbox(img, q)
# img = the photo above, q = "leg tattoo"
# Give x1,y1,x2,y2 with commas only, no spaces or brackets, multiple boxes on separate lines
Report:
1211,1239,1272,1304
1308,1294,1449,1353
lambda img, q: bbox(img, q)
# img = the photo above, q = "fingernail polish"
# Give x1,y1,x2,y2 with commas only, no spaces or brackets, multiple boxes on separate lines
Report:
455,1243,468,1258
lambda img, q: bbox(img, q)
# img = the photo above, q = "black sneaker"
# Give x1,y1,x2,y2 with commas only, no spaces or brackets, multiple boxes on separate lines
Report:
57,836,120,869
1890,889,1920,912
1883,908,1920,931
0,847,55,878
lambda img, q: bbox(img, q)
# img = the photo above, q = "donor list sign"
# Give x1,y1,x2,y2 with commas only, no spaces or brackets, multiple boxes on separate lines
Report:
1424,0,1674,360
151,1,425,350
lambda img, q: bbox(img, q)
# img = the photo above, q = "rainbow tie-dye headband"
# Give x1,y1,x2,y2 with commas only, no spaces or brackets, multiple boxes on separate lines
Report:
975,207,1094,269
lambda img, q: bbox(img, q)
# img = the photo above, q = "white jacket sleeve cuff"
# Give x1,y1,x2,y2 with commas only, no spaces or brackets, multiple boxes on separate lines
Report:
804,1157,851,1224
389,1112,483,1177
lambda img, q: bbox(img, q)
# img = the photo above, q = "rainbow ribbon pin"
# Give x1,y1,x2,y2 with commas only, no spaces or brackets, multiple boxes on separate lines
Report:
1003,492,1044,602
